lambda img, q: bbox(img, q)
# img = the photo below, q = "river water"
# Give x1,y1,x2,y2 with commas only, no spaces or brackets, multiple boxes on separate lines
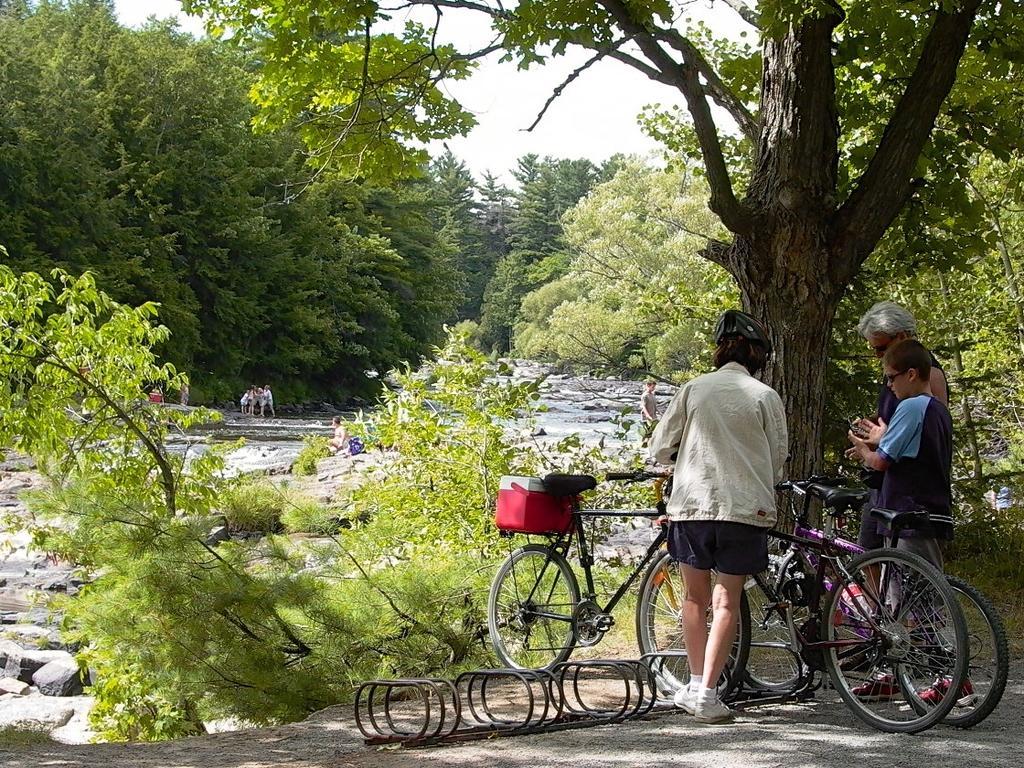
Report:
183,361,675,475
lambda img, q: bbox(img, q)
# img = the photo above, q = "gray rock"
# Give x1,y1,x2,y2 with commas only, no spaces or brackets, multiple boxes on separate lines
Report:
0,677,30,695
206,525,230,545
2,624,61,649
3,647,70,683
0,639,22,667
0,696,75,730
49,696,96,744
33,659,84,697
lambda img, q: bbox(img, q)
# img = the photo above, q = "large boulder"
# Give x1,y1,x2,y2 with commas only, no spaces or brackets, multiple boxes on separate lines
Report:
0,696,75,730
2,645,70,683
33,658,84,697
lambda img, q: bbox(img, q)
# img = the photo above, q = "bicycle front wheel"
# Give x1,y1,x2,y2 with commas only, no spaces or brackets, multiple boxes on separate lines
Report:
635,550,749,696
825,549,968,733
487,543,581,669
743,549,804,692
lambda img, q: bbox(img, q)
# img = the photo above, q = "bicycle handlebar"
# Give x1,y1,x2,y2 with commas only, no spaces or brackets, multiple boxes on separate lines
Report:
775,474,848,493
605,470,670,482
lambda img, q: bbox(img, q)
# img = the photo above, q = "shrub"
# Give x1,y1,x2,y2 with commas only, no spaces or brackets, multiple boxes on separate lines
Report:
217,479,285,533
279,493,342,534
293,435,331,476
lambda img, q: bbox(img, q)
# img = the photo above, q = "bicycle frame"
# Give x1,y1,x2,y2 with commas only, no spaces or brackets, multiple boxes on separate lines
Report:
749,487,892,664
533,504,666,620
753,534,881,662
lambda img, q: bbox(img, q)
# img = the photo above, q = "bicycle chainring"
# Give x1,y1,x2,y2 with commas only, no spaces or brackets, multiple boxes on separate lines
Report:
799,617,826,670
573,600,613,646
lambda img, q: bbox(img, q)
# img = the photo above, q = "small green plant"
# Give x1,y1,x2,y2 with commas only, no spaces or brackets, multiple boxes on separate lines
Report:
293,435,331,476
280,493,341,535
217,479,285,533
83,657,205,743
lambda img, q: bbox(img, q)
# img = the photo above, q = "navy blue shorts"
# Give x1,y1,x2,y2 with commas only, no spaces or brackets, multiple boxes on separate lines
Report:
667,520,769,576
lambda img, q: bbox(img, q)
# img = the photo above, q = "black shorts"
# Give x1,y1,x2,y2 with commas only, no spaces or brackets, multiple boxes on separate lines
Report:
667,520,769,576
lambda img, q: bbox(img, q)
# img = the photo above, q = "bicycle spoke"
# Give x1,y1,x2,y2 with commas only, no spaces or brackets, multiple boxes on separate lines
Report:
825,549,968,733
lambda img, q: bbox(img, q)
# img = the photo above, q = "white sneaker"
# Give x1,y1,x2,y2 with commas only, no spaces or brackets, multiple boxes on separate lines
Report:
673,686,698,714
694,697,734,724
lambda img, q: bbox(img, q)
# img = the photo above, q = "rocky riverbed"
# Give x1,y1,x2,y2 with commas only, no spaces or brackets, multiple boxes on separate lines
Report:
0,457,93,742
0,361,673,743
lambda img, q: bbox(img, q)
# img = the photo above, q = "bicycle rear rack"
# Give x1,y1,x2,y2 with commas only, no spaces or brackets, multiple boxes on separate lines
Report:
355,656,675,747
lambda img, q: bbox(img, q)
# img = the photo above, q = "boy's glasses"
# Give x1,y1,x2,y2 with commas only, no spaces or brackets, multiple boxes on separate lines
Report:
884,370,908,385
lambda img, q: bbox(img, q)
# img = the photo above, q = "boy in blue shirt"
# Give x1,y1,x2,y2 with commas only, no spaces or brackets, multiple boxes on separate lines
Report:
847,339,952,567
847,339,963,703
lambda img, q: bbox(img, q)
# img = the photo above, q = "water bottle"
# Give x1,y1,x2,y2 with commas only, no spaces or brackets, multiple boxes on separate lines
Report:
838,583,872,623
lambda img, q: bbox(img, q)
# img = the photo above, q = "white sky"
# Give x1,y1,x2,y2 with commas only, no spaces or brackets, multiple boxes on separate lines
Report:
114,1,747,184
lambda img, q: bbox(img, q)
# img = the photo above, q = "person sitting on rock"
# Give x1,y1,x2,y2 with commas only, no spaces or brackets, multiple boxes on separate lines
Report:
328,417,349,455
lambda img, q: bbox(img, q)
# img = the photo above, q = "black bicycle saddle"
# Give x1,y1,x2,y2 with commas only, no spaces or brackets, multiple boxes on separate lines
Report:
542,473,598,497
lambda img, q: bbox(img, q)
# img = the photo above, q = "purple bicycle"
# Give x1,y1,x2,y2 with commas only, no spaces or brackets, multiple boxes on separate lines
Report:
740,476,1008,729
637,475,971,733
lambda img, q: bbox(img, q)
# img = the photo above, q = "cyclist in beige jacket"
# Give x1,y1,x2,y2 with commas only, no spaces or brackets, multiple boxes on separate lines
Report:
649,310,788,723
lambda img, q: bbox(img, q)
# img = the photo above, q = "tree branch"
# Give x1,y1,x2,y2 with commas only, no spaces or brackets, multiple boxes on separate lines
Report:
831,0,983,279
525,48,609,132
719,0,761,29
654,27,759,142
397,0,511,20
700,238,733,268
596,0,752,237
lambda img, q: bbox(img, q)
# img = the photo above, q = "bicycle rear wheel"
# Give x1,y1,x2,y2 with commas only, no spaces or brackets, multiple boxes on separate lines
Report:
825,549,968,733
933,576,1008,728
635,550,749,696
487,543,581,669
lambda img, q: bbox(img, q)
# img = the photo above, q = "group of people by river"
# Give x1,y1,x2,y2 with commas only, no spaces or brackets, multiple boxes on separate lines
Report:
646,301,956,723
240,385,275,417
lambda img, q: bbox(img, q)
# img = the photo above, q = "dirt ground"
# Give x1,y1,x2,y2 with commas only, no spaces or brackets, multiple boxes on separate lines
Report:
2,664,1019,768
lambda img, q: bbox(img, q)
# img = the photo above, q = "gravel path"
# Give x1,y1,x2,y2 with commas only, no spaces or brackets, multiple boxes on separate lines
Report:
3,666,1019,768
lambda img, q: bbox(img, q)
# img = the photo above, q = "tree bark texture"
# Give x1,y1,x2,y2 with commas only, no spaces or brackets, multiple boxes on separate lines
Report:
702,3,978,477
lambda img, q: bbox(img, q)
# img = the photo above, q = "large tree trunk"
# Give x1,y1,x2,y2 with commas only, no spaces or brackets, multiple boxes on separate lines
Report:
725,235,842,480
724,11,844,480
745,259,840,481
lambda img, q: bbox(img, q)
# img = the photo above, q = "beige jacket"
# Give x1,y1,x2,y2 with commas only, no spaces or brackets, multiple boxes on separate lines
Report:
649,362,788,527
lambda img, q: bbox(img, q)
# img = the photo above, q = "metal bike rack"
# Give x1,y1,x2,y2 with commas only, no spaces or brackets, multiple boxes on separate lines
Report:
354,656,679,747
354,678,461,744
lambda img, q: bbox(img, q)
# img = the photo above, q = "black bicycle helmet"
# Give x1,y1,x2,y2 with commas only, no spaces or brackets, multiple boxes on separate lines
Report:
714,309,772,356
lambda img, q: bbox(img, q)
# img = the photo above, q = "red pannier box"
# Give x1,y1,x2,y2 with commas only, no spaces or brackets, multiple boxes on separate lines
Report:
495,476,574,534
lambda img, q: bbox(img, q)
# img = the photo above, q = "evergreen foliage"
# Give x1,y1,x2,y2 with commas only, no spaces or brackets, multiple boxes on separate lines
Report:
0,266,486,737
0,2,461,403
478,155,603,351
